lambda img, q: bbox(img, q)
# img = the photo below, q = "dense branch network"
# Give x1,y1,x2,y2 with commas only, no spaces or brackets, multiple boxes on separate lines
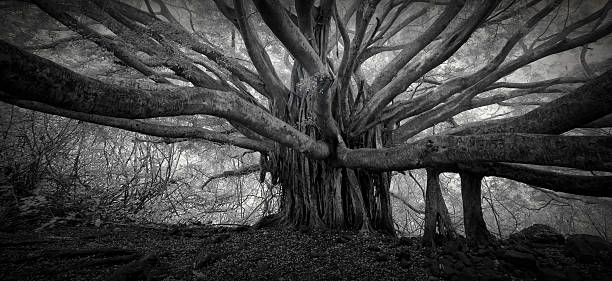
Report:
1,0,611,199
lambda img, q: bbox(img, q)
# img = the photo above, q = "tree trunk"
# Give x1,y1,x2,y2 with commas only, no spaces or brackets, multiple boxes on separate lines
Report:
423,169,456,246
260,105,396,234
263,145,395,234
460,172,491,243
258,71,395,234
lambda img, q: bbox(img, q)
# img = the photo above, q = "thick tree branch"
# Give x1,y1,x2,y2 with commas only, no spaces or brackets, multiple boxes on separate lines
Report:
310,73,337,139
376,20,581,129
332,2,351,75
336,0,380,98
0,40,330,159
391,17,612,142
455,163,612,198
387,0,565,141
295,0,316,49
450,69,612,136
369,3,427,45
352,1,498,135
439,69,612,197
381,80,573,127
253,0,326,75
362,0,603,139
33,0,172,84
369,2,464,94
338,133,612,172
86,1,230,91
221,0,289,100
483,0,544,26
109,0,269,97
0,96,273,152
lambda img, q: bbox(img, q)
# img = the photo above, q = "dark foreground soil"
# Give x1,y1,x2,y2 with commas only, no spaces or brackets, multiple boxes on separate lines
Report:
0,223,611,281
0,223,426,281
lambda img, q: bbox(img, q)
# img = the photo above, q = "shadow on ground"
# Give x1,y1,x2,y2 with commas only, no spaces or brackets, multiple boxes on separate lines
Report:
0,223,610,280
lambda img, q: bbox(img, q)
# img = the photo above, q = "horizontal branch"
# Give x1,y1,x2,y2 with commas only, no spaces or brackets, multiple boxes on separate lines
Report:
338,133,612,172
454,163,612,197
0,39,330,159
0,96,274,152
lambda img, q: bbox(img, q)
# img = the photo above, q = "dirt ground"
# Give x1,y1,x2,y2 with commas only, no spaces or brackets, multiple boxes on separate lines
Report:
1,222,610,280
0,223,426,281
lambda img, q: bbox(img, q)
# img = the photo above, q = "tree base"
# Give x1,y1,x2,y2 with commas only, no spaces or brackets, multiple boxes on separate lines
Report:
252,212,394,236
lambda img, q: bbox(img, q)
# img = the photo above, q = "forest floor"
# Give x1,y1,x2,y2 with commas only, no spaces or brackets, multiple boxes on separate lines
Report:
0,222,611,281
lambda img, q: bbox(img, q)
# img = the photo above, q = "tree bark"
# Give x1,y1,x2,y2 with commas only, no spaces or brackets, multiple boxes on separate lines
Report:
261,82,395,233
455,163,612,197
264,133,395,234
460,172,491,243
423,169,456,247
3,0,611,238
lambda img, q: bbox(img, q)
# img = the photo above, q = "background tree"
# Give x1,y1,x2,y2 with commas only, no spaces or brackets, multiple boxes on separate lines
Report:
1,0,611,242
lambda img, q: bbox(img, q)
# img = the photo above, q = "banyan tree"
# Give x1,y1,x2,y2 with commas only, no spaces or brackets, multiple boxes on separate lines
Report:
1,0,611,244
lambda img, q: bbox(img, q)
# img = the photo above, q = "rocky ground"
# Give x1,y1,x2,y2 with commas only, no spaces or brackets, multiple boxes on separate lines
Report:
0,223,610,280
426,224,612,281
